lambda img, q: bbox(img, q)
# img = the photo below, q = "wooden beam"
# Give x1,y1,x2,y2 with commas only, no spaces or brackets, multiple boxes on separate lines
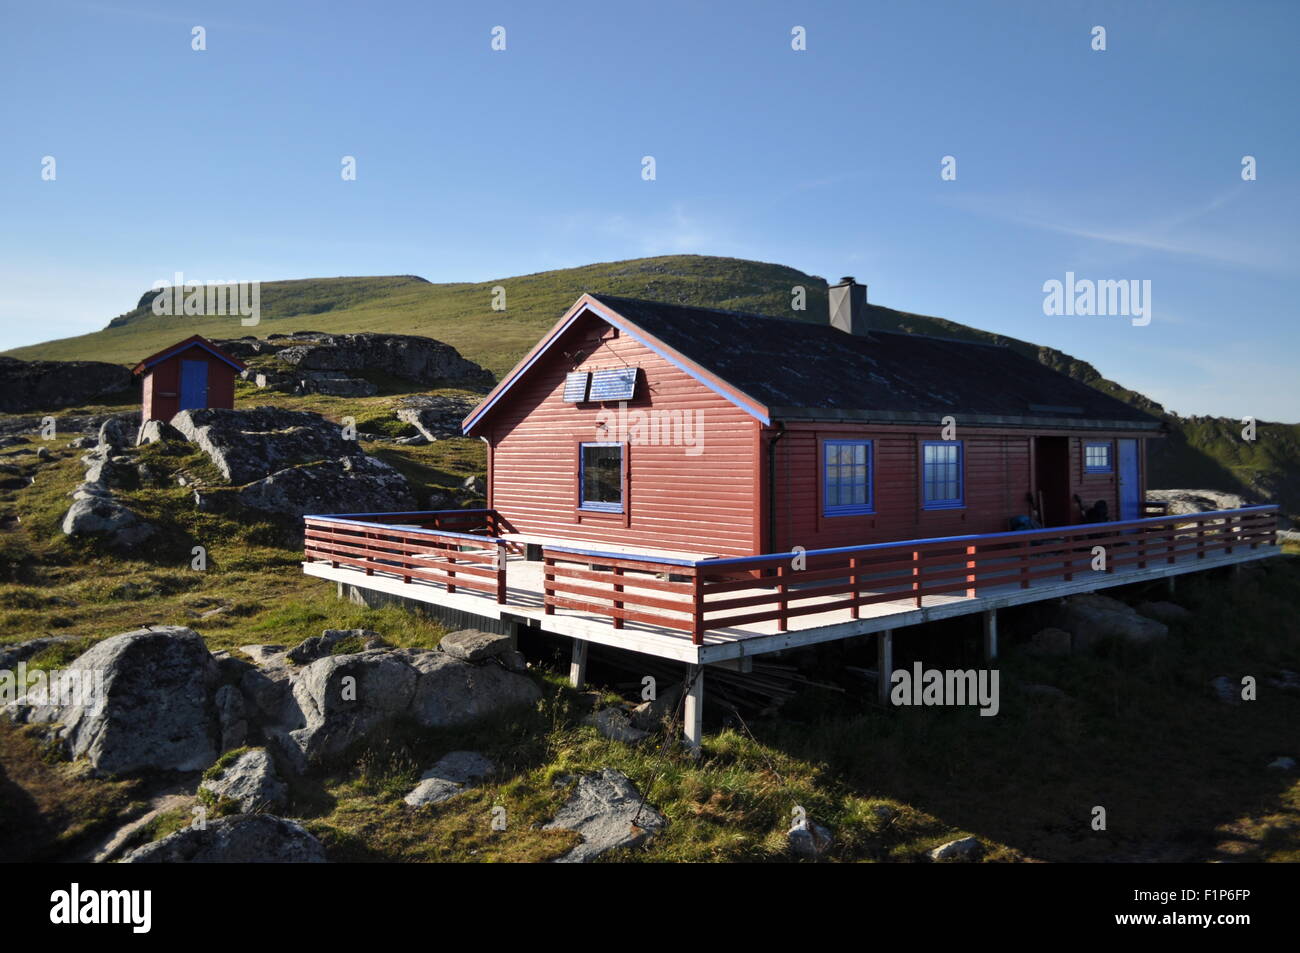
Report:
983,609,998,661
877,630,893,708
684,665,704,752
569,639,588,689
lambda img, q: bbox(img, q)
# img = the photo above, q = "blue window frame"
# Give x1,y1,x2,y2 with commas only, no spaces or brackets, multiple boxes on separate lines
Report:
579,442,624,513
922,441,964,509
1084,441,1113,473
823,440,873,516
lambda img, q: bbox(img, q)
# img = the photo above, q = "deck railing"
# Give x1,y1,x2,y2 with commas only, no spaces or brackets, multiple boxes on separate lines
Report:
304,511,508,603
541,505,1278,643
304,505,1278,644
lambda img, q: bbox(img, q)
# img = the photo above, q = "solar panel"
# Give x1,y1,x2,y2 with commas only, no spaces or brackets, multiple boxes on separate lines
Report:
588,367,637,401
563,371,590,402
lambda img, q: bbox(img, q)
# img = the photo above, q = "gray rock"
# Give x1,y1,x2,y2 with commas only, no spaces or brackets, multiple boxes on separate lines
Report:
630,682,684,731
120,814,325,863
1267,756,1296,771
1025,626,1073,656
287,628,380,665
438,629,513,662
170,406,363,485
1211,675,1242,705
1136,601,1193,624
267,333,493,390
928,835,983,862
583,706,650,743
501,649,528,673
543,769,666,863
97,416,135,452
272,648,539,771
200,748,288,812
1055,594,1168,647
404,750,496,806
235,454,415,524
1146,489,1254,516
136,418,184,446
0,635,81,671
395,394,481,441
61,495,156,549
10,626,218,775
788,820,834,860
297,373,378,397
0,355,133,414
214,684,248,751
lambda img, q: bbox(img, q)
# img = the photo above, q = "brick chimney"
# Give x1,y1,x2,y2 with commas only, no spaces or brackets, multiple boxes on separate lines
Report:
828,276,869,335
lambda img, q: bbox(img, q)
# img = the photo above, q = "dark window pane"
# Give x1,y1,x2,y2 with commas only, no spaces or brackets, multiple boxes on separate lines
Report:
582,444,622,506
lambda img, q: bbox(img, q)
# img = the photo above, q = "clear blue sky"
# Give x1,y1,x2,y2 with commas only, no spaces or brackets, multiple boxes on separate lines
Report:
2,0,1297,419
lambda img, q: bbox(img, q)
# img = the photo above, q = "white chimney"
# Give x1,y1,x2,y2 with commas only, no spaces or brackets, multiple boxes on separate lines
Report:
829,276,869,335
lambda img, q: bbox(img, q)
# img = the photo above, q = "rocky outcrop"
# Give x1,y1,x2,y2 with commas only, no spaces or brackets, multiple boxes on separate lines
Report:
171,406,362,485
395,394,481,441
270,647,541,771
0,355,133,413
543,769,666,863
287,628,385,664
120,814,326,863
404,751,496,807
199,747,289,813
136,418,183,446
234,454,415,522
1051,594,1168,648
9,626,219,775
438,629,513,663
1146,489,1255,515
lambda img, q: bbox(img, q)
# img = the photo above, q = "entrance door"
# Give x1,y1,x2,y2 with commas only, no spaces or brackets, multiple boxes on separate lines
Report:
1117,439,1141,520
180,360,209,410
1033,436,1071,526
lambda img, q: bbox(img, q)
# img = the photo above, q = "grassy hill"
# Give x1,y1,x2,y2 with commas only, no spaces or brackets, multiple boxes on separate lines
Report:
6,254,1295,519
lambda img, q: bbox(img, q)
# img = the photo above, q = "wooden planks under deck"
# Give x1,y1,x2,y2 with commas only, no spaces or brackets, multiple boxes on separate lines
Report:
304,543,1281,665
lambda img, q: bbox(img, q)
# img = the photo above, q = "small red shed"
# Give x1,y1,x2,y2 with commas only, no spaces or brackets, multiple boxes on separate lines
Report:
132,334,246,422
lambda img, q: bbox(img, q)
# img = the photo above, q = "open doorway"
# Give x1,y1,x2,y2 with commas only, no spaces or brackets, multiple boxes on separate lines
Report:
1033,436,1072,526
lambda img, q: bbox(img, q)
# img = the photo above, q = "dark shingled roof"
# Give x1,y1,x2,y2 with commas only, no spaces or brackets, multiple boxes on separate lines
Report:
592,294,1161,431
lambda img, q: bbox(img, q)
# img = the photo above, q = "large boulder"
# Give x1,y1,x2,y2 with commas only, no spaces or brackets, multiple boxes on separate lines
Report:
1053,594,1168,648
0,355,133,413
395,394,481,441
438,629,513,662
272,648,540,771
120,814,326,863
170,406,362,485
10,626,219,775
543,769,666,863
61,495,156,549
199,747,289,812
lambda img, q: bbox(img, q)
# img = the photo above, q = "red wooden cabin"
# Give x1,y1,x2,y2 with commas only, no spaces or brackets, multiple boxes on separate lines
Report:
132,335,246,422
462,280,1165,558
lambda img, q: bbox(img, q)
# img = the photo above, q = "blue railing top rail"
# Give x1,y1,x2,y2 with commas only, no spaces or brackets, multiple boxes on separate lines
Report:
539,504,1279,570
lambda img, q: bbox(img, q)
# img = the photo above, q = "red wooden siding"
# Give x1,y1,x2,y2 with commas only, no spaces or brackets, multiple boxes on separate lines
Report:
486,312,762,557
767,424,1147,551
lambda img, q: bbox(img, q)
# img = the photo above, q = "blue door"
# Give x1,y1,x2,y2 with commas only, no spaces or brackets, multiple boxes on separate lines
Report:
1117,439,1140,520
179,360,208,410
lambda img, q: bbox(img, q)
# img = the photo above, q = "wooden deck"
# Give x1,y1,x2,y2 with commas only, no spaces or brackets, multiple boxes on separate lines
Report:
302,505,1281,665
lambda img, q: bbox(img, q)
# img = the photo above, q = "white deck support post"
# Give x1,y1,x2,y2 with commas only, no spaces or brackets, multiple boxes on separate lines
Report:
569,639,588,689
684,665,704,753
877,630,893,708
982,609,998,661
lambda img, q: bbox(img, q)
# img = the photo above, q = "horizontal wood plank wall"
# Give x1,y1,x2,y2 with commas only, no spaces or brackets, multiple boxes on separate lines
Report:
488,313,761,557
768,425,1149,550
1071,436,1120,522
